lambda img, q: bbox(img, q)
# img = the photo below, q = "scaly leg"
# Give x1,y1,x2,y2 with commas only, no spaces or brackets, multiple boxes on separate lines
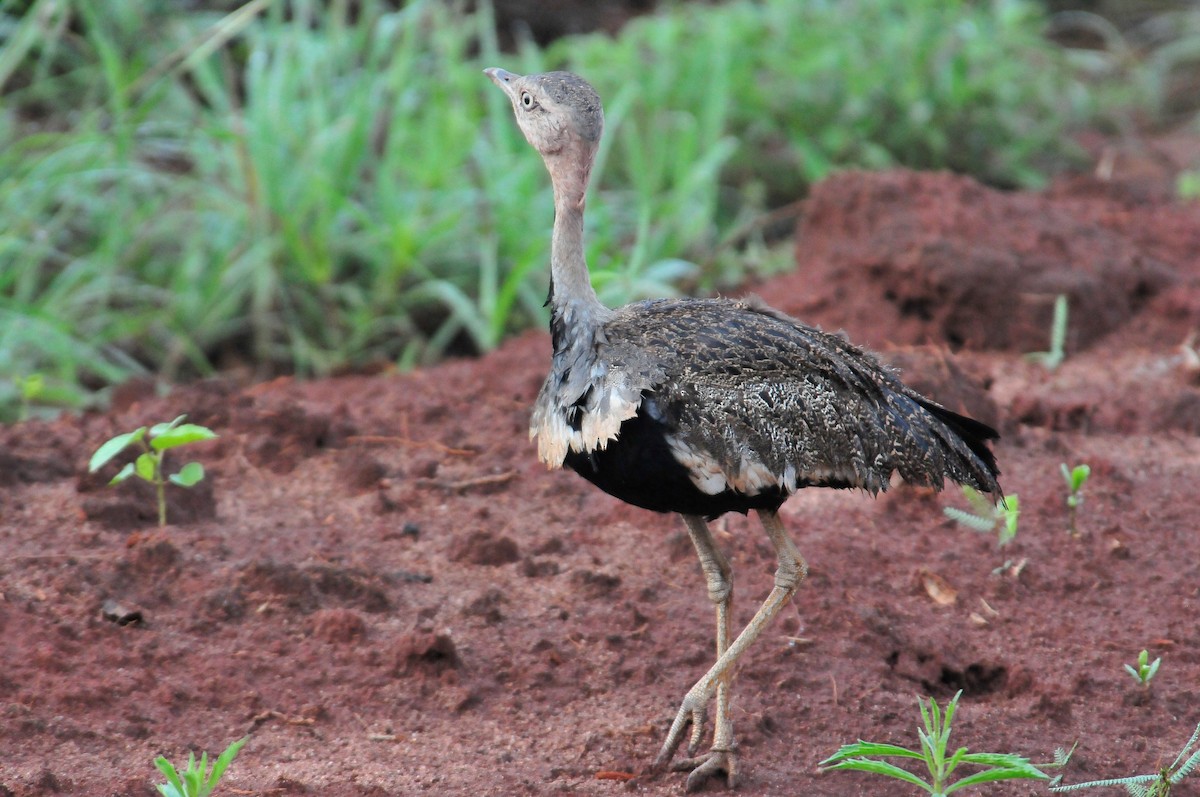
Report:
655,509,807,790
671,514,738,790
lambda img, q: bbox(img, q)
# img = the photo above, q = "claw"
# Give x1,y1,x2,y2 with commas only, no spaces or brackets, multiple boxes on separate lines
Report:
656,693,710,768
674,749,739,792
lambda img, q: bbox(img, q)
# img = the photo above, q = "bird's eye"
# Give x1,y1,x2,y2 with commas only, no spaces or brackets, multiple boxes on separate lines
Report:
520,91,535,109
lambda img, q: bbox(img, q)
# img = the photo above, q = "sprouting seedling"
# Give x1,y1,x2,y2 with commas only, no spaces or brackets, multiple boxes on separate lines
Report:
1124,649,1161,688
1178,170,1200,201
16,374,45,421
1026,293,1069,371
155,736,247,797
944,486,1020,547
1061,463,1091,536
821,690,1054,795
1050,721,1200,796
88,415,217,528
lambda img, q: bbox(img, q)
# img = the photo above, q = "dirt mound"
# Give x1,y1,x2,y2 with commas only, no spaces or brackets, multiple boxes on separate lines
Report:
781,170,1189,354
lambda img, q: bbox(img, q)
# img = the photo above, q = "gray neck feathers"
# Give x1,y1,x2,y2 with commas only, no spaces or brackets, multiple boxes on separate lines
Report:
547,150,610,348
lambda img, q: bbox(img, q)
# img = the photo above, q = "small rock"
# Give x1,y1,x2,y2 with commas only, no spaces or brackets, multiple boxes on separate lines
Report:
100,599,143,626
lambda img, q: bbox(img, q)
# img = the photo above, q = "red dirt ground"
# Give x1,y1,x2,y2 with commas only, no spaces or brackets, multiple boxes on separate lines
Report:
2,158,1199,796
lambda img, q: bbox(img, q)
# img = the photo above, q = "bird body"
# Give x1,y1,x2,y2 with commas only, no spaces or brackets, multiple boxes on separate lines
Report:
484,66,1002,791
536,294,1000,518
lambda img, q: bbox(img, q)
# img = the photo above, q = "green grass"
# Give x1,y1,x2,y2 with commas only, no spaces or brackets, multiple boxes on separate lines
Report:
0,0,1140,419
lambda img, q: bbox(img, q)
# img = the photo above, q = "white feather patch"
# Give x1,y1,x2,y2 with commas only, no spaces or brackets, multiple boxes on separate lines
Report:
662,432,753,494
531,383,642,468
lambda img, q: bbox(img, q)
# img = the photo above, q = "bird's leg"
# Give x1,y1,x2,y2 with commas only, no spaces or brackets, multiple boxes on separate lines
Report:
669,514,737,788
655,509,807,790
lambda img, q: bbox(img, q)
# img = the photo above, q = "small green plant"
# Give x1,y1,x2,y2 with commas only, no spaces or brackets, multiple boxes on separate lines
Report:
821,690,1053,795
155,736,247,797
944,487,1020,547
15,374,44,421
1051,722,1200,796
1026,293,1069,371
88,415,217,528
1061,462,1091,536
1179,171,1200,201
1124,649,1161,688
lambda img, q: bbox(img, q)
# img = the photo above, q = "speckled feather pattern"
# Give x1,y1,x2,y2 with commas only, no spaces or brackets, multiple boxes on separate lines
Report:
532,296,1000,499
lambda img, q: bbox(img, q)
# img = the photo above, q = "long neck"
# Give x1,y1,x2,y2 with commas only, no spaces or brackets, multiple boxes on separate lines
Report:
547,151,607,333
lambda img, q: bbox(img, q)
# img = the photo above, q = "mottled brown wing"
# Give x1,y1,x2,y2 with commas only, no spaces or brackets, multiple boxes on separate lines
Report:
602,298,999,497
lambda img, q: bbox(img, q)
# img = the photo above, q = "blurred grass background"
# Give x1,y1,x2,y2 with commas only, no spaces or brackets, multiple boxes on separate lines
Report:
2,0,1198,420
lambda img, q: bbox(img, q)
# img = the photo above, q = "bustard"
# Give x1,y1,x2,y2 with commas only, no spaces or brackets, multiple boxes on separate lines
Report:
484,67,1001,791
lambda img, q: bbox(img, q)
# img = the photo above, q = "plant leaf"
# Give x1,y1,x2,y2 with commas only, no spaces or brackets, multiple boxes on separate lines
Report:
962,485,992,515
958,752,1045,769
151,424,218,451
1071,464,1090,491
109,462,136,485
206,737,248,788
943,506,995,533
135,452,158,482
946,762,1051,793
822,741,927,763
821,758,933,792
1051,774,1159,792
149,415,188,438
1170,722,1200,774
169,462,205,487
154,756,185,797
1001,499,1020,545
88,427,147,472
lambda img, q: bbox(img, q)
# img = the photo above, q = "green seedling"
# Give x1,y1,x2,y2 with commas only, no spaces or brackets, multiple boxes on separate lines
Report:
1051,722,1200,796
821,690,1053,795
88,415,217,528
15,374,44,421
1124,649,1161,688
155,736,247,797
944,487,1020,547
1178,171,1200,201
1026,293,1069,371
1061,462,1091,536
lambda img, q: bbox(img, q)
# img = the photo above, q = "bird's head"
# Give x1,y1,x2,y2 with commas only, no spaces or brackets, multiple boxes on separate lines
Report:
485,68,603,195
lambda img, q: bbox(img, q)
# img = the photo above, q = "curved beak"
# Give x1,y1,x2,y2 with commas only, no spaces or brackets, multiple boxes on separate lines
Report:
483,67,521,101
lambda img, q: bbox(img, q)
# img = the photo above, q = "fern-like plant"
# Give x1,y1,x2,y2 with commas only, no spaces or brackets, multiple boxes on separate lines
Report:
1050,722,1200,796
1026,293,1069,371
943,487,1020,547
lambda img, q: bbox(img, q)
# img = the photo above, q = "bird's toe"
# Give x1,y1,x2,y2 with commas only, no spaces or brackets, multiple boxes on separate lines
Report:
674,748,738,792
655,697,710,767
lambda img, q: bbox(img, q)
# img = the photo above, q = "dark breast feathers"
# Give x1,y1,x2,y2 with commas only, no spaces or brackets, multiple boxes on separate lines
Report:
531,297,1000,518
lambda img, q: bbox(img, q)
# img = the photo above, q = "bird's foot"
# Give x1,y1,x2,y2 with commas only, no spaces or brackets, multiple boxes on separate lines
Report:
653,697,739,791
654,696,709,769
671,748,738,792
